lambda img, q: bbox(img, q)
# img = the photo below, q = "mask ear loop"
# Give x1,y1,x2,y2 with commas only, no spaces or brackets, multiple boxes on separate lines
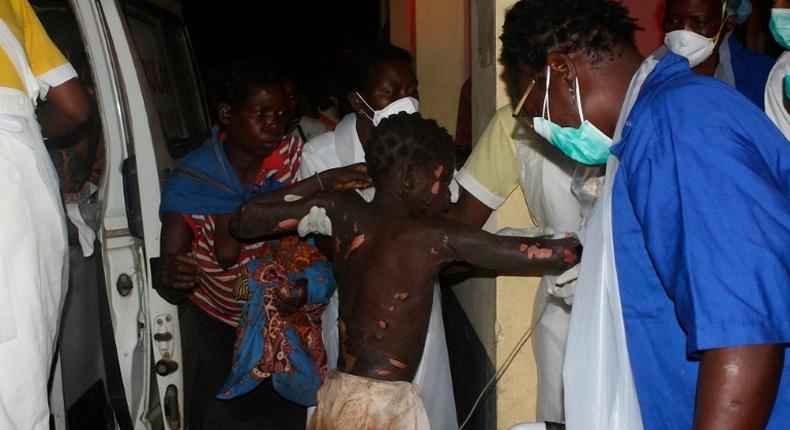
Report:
355,91,376,122
542,65,551,122
712,2,728,44
574,76,585,124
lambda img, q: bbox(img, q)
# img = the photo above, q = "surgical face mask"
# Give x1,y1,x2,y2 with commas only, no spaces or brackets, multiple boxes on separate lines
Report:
356,93,419,126
770,9,790,50
726,0,751,24
664,3,727,68
531,66,612,165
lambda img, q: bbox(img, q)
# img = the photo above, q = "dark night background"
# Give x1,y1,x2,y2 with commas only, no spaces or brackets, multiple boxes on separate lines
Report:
182,1,383,103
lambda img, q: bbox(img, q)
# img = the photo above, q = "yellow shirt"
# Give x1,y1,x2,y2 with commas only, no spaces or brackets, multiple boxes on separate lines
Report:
455,105,521,209
0,0,73,92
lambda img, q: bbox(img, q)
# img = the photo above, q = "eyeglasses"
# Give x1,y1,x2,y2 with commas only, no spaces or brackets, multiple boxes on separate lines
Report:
512,79,535,118
511,71,545,127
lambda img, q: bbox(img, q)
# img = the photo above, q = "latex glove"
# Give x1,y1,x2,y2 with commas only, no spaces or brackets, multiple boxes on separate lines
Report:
297,206,333,237
496,226,556,238
548,264,579,305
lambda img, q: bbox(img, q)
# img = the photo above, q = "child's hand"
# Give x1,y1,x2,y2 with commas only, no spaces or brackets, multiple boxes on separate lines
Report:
323,163,373,190
272,279,308,318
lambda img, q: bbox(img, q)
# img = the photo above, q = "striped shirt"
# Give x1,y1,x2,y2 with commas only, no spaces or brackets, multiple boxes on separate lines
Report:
187,134,304,326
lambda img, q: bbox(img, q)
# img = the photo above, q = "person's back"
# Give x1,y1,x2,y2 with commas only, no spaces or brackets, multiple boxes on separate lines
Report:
231,112,580,429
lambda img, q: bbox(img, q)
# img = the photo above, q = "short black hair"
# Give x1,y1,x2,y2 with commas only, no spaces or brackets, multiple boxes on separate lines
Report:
334,43,412,115
206,59,282,116
366,112,454,187
500,0,640,75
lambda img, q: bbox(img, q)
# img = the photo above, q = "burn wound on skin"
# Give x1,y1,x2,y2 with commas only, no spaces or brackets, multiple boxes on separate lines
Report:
430,165,444,195
388,305,395,312
278,218,300,230
393,292,409,300
431,180,440,195
377,320,388,329
343,351,357,370
344,234,365,259
389,358,408,369
375,369,393,377
520,244,553,260
283,194,303,202
563,248,576,265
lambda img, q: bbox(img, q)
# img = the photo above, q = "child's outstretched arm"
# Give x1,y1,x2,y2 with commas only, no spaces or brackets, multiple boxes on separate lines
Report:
425,218,581,275
229,163,369,239
230,191,330,239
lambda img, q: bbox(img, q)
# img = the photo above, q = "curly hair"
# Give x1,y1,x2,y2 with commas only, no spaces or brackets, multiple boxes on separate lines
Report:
500,0,640,75
365,112,454,187
206,59,283,117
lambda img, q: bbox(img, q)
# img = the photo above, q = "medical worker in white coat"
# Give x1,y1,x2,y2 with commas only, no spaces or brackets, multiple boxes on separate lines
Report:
452,105,584,423
0,1,89,428
297,43,459,430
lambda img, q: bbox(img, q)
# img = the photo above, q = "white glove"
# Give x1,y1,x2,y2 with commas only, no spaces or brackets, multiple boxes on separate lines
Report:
496,226,556,238
548,264,579,305
297,206,333,237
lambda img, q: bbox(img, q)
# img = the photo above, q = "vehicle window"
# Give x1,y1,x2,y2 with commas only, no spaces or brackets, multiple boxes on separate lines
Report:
32,0,106,197
124,2,209,158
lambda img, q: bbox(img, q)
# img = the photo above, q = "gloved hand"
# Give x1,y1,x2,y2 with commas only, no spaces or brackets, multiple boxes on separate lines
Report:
548,264,579,305
496,226,556,238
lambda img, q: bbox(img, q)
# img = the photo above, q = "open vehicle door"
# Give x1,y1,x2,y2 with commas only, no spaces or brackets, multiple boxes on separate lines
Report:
40,1,209,428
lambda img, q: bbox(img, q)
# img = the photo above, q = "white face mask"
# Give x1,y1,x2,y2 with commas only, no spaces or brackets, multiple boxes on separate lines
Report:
664,2,727,68
664,30,717,68
356,93,419,126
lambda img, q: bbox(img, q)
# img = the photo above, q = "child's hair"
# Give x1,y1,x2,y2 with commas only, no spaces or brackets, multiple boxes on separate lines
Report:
366,112,454,186
206,59,282,119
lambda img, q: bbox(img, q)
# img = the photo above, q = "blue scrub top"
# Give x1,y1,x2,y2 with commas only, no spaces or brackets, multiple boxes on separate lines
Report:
610,52,790,429
728,35,774,109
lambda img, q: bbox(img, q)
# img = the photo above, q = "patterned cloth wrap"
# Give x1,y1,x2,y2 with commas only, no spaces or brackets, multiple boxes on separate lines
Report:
218,236,336,406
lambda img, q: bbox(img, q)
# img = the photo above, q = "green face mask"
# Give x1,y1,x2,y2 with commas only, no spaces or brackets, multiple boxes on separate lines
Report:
770,8,790,50
531,66,612,166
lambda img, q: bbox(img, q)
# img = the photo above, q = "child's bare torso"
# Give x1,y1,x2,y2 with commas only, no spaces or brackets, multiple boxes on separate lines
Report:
329,193,442,382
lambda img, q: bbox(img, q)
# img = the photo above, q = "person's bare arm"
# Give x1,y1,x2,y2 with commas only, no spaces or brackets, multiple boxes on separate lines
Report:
427,218,580,275
230,191,338,240
447,188,493,227
38,78,90,138
693,344,784,430
158,213,200,290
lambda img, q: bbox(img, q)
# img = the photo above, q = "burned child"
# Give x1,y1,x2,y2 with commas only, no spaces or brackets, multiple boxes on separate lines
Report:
229,112,580,429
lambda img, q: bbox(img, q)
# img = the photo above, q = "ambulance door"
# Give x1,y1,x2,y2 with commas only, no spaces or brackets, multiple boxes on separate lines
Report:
68,0,208,428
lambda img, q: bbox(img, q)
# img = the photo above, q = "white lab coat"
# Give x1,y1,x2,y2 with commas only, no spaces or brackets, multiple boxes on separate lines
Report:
0,19,70,429
298,113,459,430
765,51,790,140
562,48,669,430
513,127,581,423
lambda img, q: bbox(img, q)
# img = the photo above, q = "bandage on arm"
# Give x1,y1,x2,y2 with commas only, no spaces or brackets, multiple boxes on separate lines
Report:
230,191,335,240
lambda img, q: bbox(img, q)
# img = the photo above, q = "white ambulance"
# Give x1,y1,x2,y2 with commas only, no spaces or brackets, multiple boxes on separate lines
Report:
34,0,205,428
